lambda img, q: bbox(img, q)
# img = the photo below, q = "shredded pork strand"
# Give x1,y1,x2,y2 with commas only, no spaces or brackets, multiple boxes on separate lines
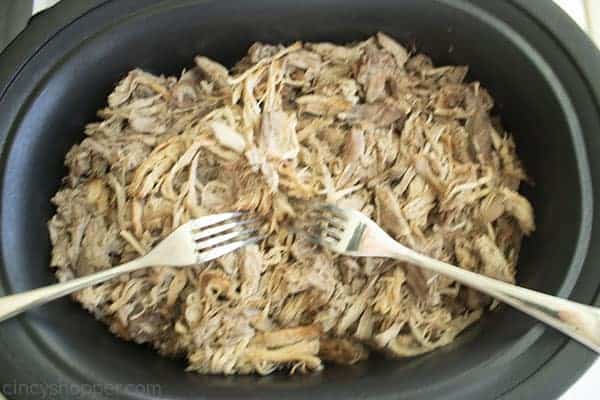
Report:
48,33,534,375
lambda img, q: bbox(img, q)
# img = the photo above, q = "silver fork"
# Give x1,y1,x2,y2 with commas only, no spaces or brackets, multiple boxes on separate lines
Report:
303,204,600,353
0,212,264,322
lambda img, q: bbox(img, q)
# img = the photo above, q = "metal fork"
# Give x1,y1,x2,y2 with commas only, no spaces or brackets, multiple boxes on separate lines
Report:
0,212,263,322
303,204,600,353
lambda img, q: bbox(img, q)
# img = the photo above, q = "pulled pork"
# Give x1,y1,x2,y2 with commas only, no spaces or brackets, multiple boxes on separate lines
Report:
48,33,534,375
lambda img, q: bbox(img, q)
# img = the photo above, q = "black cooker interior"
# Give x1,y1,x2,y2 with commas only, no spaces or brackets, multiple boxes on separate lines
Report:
0,0,589,399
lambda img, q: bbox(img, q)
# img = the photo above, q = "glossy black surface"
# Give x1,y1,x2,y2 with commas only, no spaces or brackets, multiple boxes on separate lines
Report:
0,0,32,52
0,1,598,399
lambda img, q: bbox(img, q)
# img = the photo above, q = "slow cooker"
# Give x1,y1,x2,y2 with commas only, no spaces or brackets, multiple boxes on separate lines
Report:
1,1,600,399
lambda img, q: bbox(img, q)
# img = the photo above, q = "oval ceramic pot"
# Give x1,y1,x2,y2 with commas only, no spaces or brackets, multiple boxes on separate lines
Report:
1,1,599,399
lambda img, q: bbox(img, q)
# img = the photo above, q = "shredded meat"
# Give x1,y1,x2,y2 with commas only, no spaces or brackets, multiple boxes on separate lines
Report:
48,33,534,375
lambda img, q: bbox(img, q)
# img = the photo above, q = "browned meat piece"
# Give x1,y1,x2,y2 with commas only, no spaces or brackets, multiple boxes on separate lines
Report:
259,110,300,159
76,216,119,273
285,49,322,71
239,244,263,298
376,32,409,68
479,192,506,224
319,337,369,364
357,43,397,103
405,53,433,72
210,121,246,153
257,325,321,348
296,95,353,116
375,185,412,239
343,127,365,166
466,110,495,164
413,155,444,194
501,188,535,235
309,42,363,63
474,235,514,283
339,100,406,127
403,264,429,299
194,56,229,88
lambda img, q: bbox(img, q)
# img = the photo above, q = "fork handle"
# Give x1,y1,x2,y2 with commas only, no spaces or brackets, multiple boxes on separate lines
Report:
0,258,147,322
395,247,600,353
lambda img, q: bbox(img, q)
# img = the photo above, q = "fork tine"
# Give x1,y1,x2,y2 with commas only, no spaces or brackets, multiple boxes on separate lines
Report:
314,203,348,220
325,217,345,230
324,227,342,240
304,209,343,228
197,235,266,263
189,211,245,230
192,217,259,240
314,235,339,248
301,233,321,245
291,225,340,248
195,228,257,251
290,227,320,245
